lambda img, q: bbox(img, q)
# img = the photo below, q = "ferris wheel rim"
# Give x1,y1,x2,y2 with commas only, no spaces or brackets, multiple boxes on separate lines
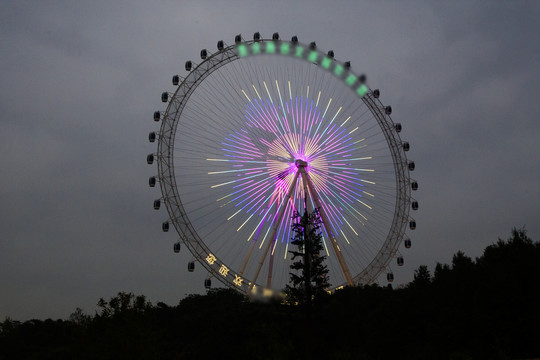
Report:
155,36,413,295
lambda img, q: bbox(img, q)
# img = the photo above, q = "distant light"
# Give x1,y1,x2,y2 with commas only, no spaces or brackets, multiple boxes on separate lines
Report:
238,44,248,57
266,41,276,54
280,42,290,55
356,84,368,97
345,74,356,86
321,57,332,69
251,42,261,54
334,64,344,76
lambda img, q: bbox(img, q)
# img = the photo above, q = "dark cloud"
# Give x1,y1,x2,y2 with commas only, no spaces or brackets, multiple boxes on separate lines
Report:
1,1,538,320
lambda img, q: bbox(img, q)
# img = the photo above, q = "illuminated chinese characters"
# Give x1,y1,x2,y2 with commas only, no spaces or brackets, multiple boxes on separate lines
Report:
233,275,243,286
219,264,230,277
206,253,217,265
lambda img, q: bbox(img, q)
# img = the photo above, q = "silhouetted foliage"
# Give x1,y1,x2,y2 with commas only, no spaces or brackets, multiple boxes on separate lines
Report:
96,291,152,318
1,227,539,359
283,209,331,359
409,264,432,289
285,209,330,306
68,308,90,326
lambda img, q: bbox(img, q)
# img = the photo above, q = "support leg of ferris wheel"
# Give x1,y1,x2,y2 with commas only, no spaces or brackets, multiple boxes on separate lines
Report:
300,165,314,214
240,200,276,276
249,170,300,291
239,235,258,277
241,178,295,277
297,163,354,286
266,164,315,287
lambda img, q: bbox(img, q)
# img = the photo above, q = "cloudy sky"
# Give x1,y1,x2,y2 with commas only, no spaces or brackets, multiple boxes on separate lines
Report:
1,1,539,321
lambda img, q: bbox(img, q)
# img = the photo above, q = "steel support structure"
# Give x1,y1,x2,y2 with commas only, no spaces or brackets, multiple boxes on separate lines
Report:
252,160,354,289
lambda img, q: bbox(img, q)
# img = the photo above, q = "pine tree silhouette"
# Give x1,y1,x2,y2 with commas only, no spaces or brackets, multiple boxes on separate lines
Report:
285,208,330,305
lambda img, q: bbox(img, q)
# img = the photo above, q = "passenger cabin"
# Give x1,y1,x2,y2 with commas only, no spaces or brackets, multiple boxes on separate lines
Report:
403,142,410,151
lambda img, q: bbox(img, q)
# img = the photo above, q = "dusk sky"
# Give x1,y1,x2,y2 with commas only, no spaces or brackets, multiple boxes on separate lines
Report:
1,1,539,321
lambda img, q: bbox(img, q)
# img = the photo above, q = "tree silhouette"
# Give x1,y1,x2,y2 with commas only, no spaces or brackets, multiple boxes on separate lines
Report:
96,291,152,318
411,264,432,287
285,208,330,306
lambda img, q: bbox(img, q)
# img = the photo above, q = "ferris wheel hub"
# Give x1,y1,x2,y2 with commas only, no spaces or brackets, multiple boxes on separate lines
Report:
294,159,308,168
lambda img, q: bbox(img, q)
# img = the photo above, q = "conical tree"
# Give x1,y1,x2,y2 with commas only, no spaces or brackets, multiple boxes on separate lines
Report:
285,208,330,306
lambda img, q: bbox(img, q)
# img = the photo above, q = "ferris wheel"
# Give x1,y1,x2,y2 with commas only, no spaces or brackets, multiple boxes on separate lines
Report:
147,32,418,296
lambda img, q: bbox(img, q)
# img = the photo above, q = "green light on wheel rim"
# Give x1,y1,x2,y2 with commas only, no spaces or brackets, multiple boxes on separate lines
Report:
238,44,248,57
239,43,364,96
266,42,276,54
321,57,331,69
356,84,368,97
345,74,356,86
252,42,261,54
